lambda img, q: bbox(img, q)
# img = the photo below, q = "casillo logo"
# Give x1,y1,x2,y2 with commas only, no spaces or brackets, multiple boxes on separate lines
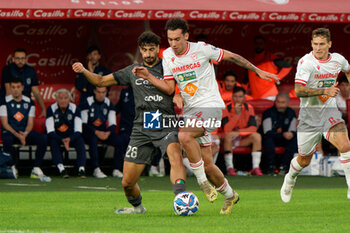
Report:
154,11,185,19
16,53,79,67
184,83,198,96
74,10,106,17
0,10,24,18
33,10,65,18
189,11,220,19
114,10,145,18
13,24,68,36
191,24,233,35
39,86,77,101
259,23,312,35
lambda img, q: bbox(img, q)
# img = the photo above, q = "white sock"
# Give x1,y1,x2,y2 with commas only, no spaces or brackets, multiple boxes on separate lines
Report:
340,152,350,190
252,151,262,169
213,152,219,164
216,178,234,198
182,157,191,170
33,167,43,176
224,152,233,170
57,164,65,173
79,166,85,172
190,159,207,184
288,157,303,179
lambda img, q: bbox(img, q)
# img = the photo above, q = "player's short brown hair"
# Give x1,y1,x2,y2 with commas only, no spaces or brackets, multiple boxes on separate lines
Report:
137,31,160,47
165,18,189,34
312,28,331,42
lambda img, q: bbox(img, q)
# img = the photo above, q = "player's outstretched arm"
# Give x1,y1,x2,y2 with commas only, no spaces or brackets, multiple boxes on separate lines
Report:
132,66,175,95
222,50,279,82
295,83,339,97
72,62,117,87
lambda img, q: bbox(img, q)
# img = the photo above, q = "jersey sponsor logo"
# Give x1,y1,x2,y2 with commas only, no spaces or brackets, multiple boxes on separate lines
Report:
144,95,163,102
14,112,24,122
172,62,201,73
317,79,336,88
314,72,339,79
93,118,103,127
318,95,330,103
184,83,198,96
177,71,196,82
143,110,161,129
58,124,68,132
191,53,198,61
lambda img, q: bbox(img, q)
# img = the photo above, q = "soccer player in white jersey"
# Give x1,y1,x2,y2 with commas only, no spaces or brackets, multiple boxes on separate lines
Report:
133,18,278,214
280,28,350,203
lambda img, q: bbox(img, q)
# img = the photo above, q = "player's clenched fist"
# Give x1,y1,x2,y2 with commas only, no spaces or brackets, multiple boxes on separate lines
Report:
72,62,86,73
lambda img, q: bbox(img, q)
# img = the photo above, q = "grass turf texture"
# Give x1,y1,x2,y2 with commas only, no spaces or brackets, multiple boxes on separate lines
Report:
0,176,350,233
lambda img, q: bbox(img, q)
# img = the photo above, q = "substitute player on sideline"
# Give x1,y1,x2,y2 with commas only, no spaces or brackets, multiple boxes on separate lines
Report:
280,28,350,202
72,31,186,214
133,18,278,214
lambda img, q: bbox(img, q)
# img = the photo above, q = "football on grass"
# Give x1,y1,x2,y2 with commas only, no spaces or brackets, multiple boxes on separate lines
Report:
173,192,199,216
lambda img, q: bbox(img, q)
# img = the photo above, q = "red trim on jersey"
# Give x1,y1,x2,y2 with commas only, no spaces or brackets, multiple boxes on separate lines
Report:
295,79,307,85
164,75,174,80
217,49,224,63
176,42,190,57
341,159,350,164
312,52,332,63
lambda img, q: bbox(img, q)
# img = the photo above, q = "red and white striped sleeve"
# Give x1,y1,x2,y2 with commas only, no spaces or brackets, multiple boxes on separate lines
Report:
295,58,310,86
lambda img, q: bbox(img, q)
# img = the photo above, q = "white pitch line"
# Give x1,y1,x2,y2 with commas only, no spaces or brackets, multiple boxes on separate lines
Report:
75,186,116,190
5,183,42,187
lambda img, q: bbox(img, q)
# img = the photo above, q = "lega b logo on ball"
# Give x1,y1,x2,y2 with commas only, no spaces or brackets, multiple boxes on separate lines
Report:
173,192,199,216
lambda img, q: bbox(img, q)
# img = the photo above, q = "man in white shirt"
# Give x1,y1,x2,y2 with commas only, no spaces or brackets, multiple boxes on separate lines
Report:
281,28,350,203
133,18,278,214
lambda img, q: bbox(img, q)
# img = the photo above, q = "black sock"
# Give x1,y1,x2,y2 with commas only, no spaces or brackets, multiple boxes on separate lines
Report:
126,195,142,207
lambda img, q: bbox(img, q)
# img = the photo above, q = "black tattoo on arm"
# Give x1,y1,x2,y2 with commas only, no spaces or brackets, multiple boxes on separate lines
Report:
295,83,325,97
230,53,258,73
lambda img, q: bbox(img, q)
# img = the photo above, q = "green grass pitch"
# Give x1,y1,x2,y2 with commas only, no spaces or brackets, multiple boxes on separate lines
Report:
0,176,350,233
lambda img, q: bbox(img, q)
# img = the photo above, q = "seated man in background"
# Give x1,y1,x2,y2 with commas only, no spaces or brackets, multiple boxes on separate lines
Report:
260,92,297,175
1,48,46,117
218,71,251,104
46,89,87,178
80,86,124,178
0,77,50,181
221,86,262,176
75,46,111,103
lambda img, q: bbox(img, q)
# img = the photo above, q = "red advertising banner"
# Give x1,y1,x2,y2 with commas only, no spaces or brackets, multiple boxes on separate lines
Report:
1,19,350,90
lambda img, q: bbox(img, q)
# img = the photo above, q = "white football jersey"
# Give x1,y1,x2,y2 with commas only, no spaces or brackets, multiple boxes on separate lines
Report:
295,51,349,126
163,42,225,110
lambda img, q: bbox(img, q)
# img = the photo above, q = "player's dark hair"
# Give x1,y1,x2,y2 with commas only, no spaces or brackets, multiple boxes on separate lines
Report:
165,18,189,34
14,48,27,56
10,76,23,84
86,45,101,55
223,71,237,80
138,31,160,47
312,28,331,42
233,86,246,94
338,75,349,84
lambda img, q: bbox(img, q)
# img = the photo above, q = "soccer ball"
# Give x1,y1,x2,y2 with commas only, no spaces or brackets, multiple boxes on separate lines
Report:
173,192,199,216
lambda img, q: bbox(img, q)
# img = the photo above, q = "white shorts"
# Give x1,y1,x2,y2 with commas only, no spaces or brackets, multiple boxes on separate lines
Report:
183,107,222,147
297,115,344,156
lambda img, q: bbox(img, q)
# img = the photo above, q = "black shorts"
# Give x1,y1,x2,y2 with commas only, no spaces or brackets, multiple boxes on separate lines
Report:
124,130,179,165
